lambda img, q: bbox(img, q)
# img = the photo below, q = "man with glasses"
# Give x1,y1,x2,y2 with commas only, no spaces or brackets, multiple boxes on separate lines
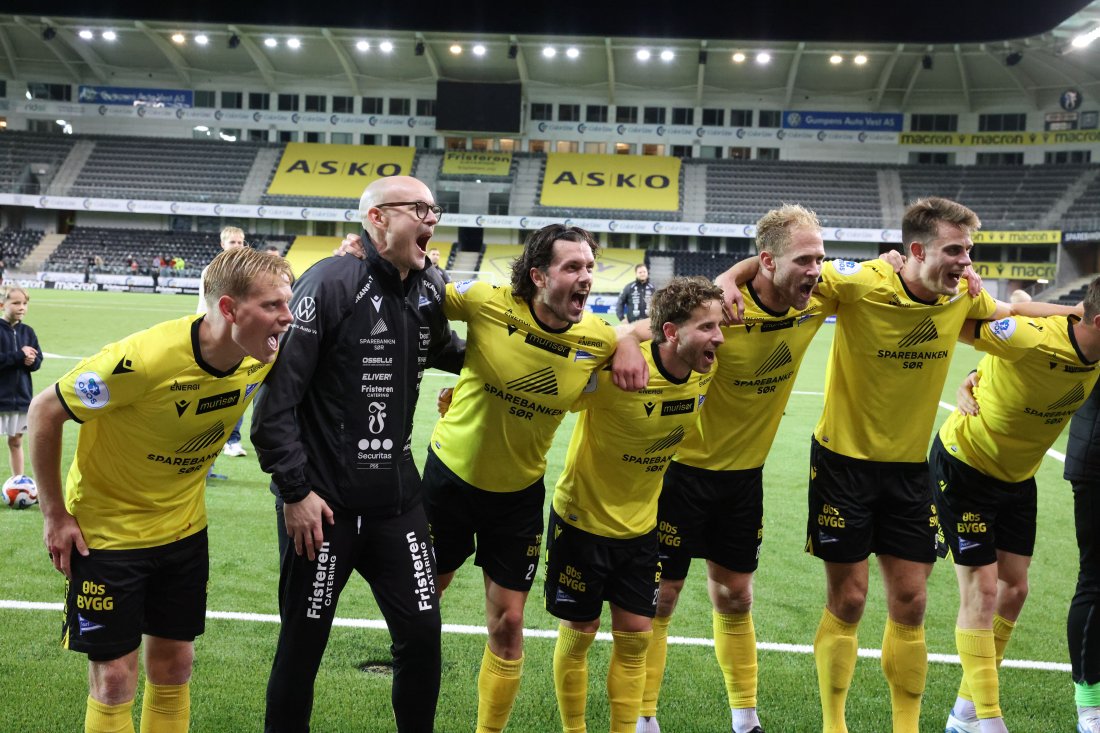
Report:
252,175,463,733
423,223,647,732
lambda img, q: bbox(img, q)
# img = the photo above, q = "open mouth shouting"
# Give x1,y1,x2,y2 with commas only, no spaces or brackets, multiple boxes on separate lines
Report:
569,289,589,318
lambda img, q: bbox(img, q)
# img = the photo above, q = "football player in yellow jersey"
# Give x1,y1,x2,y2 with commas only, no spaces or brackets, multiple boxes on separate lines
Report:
713,197,1071,733
639,205,895,733
933,278,1100,733
422,224,648,733
546,277,723,733
29,246,293,733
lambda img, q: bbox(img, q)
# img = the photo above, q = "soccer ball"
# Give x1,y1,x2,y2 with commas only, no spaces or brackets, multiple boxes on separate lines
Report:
2,475,38,509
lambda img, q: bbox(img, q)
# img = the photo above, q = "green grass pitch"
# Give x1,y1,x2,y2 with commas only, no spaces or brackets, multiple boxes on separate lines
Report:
0,288,1082,731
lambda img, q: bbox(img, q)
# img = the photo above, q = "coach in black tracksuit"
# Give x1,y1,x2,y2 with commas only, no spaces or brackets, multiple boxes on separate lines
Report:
615,263,655,323
1068,383,1100,723
253,176,462,733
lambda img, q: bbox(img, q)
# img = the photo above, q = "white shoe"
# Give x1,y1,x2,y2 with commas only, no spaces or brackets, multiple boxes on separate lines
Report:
636,716,661,733
223,441,247,457
1079,713,1100,733
945,712,981,733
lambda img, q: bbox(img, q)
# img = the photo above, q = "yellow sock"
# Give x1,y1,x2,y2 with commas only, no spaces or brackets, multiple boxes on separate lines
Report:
957,614,1016,702
641,615,671,717
814,608,858,733
881,619,926,733
955,627,1001,719
714,610,758,710
85,696,135,733
477,645,524,733
607,630,652,733
139,682,189,733
554,625,596,733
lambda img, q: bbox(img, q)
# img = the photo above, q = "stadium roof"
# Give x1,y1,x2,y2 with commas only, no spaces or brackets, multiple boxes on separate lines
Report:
4,0,1099,110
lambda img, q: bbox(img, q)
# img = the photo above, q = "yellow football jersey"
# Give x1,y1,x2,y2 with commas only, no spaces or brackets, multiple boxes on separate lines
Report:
56,315,271,550
430,280,616,492
813,261,997,462
553,342,712,539
939,315,1099,482
676,265,886,471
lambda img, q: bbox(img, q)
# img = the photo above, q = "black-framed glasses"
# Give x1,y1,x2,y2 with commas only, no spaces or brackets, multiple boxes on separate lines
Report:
377,200,443,221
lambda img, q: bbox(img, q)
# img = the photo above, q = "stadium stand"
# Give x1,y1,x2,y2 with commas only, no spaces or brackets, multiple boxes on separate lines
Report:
0,130,76,194
898,164,1091,230
667,249,753,280
0,228,45,270
700,159,883,228
43,227,282,276
67,136,268,203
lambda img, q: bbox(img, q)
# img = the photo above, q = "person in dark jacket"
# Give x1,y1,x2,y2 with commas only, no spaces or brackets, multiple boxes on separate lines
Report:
251,175,463,733
0,286,41,475
616,263,655,323
1068,383,1100,733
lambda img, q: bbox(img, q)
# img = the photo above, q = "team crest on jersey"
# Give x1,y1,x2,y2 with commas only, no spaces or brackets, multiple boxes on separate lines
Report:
455,279,476,294
989,317,1016,341
574,349,596,361
74,371,109,409
832,259,862,275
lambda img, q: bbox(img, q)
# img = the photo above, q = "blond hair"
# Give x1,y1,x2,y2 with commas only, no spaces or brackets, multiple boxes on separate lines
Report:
755,204,821,258
203,247,293,311
220,226,246,246
2,286,29,302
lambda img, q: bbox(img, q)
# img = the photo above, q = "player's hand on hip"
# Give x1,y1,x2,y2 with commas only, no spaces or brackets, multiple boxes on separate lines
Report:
956,370,981,416
437,387,453,417
43,511,89,579
284,491,335,561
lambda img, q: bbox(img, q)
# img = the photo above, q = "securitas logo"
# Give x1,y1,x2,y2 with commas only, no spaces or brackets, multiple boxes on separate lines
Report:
195,390,240,415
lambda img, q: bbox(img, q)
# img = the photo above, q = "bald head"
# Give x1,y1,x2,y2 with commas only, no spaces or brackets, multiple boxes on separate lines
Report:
357,175,439,280
359,176,430,226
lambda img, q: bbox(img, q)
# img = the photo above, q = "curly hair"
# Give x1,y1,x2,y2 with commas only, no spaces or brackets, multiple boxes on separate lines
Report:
510,224,599,300
650,276,724,345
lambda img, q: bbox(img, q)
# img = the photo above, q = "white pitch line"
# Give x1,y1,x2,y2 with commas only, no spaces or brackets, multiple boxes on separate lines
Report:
0,599,1070,673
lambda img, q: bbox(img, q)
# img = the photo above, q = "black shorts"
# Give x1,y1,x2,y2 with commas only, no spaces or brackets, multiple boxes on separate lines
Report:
422,449,544,591
658,461,764,580
63,529,209,661
806,437,937,564
930,436,1037,567
543,510,660,623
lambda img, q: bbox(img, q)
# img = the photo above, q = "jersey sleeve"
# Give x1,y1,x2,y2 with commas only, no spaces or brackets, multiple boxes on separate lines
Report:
569,368,612,413
967,289,999,320
972,316,1045,362
56,339,148,423
444,279,495,321
816,258,892,303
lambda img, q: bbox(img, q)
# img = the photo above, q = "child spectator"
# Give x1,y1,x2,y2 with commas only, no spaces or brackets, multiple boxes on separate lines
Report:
0,287,42,475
